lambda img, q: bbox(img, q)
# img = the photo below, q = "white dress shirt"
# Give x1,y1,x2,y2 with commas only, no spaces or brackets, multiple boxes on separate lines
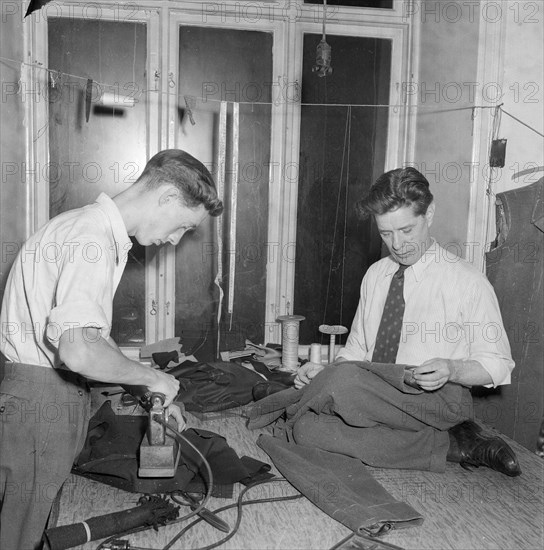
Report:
0,193,132,368
337,241,514,387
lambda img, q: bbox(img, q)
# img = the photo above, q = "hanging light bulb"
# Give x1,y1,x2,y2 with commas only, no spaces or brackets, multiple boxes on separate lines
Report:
313,0,333,77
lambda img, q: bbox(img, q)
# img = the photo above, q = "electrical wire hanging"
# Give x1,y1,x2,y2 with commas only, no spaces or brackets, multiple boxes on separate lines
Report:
323,106,351,329
8,53,543,121
340,106,351,328
3,54,544,134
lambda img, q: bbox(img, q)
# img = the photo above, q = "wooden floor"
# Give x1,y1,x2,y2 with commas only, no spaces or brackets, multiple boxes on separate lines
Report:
50,390,544,550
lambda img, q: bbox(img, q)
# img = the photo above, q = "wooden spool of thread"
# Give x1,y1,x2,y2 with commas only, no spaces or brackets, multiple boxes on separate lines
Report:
319,324,348,363
276,314,305,372
309,343,322,364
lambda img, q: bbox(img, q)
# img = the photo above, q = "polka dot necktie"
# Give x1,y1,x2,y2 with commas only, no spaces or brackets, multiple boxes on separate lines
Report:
372,264,408,364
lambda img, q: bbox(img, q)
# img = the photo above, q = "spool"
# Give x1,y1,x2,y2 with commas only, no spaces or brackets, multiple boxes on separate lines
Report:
319,324,348,363
309,343,322,364
276,314,305,372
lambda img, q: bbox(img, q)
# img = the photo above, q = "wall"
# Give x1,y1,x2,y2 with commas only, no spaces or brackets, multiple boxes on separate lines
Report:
0,4,27,297
410,0,481,253
492,0,543,196
411,0,543,257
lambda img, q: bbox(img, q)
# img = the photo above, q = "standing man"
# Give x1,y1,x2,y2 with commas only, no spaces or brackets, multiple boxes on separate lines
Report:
0,149,223,549
294,167,520,477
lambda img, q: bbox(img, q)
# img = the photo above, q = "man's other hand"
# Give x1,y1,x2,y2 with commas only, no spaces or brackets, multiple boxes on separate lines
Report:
294,362,325,389
412,358,452,391
166,404,186,432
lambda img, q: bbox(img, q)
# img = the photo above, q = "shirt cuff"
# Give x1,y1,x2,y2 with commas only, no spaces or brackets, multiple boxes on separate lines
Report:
46,301,110,347
474,355,514,388
335,345,367,363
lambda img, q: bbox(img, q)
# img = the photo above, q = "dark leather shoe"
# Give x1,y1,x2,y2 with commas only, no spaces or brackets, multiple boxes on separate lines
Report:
252,381,290,401
448,420,522,477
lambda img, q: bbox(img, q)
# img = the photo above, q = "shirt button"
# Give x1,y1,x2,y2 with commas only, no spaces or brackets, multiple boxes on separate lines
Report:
78,390,83,397
0,406,5,413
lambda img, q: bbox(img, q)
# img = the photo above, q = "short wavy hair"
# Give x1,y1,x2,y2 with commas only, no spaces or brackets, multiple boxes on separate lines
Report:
138,149,223,217
356,167,433,218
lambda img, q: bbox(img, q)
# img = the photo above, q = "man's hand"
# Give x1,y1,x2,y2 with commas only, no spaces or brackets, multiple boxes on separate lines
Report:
294,362,325,389
166,404,186,432
412,358,452,391
147,370,180,406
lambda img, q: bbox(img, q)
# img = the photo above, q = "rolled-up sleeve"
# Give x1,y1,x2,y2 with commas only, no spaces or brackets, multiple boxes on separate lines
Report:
45,235,113,348
463,278,515,388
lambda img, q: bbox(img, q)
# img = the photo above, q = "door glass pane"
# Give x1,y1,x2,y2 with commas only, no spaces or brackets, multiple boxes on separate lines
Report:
174,26,273,358
47,17,147,346
295,34,391,344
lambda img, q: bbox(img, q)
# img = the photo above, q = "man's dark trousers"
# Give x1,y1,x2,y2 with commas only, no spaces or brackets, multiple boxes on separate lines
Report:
289,363,473,472
0,363,91,550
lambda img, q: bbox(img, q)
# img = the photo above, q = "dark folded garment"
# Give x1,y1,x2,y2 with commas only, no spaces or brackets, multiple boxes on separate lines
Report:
167,360,267,412
73,401,272,497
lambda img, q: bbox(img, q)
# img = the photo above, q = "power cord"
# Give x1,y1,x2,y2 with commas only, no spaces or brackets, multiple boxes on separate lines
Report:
161,479,302,550
156,415,215,523
96,420,214,550
95,478,302,550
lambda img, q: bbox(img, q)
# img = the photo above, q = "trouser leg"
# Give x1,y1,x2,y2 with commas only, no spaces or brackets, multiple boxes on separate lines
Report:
0,366,90,550
293,411,449,471
290,364,472,472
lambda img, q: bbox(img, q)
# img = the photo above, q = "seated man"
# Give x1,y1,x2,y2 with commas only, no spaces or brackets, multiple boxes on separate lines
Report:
294,167,520,477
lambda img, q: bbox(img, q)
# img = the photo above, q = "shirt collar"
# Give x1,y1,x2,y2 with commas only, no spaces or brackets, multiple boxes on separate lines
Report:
383,239,439,281
384,257,402,277
95,193,132,264
410,239,439,281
